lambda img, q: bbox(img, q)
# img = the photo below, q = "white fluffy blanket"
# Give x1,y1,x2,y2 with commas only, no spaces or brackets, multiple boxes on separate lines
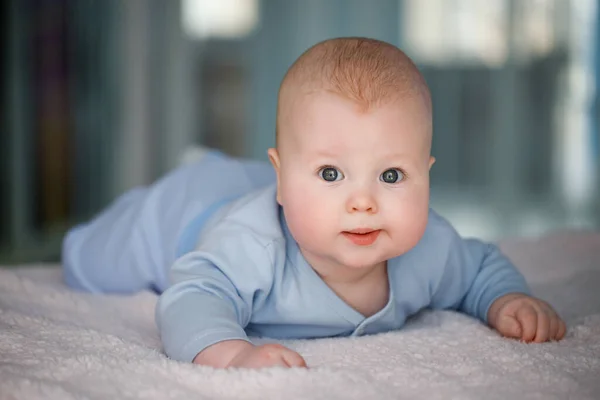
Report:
1,231,600,400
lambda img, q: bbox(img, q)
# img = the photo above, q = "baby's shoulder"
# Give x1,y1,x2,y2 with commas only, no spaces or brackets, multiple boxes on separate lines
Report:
202,184,285,250
190,185,287,279
422,208,460,244
388,209,463,286
401,208,462,263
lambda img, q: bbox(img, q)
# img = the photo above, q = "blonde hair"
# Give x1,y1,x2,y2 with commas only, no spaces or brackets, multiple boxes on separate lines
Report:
276,37,431,145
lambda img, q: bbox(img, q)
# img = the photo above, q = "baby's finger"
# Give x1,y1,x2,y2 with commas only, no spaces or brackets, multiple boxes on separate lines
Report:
282,349,308,368
533,312,550,343
539,303,565,341
497,315,522,338
516,305,537,342
548,314,559,340
269,357,293,369
556,319,567,340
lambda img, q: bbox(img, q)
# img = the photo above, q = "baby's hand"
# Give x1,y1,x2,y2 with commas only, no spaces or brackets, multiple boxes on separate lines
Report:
193,340,307,369
227,343,307,369
487,293,566,343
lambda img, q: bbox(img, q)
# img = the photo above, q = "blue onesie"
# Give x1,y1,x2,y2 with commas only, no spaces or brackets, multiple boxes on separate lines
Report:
62,150,530,362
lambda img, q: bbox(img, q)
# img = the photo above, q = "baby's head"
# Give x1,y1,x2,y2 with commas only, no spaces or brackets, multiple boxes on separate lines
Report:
268,37,435,273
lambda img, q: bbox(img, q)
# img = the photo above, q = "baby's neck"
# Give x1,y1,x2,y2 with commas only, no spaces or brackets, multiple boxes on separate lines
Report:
310,258,390,318
314,259,385,284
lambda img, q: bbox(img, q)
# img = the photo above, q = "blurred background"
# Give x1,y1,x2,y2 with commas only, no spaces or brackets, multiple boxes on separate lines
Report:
2,0,599,264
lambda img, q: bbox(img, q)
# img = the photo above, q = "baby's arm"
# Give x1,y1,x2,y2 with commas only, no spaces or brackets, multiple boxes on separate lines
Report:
428,215,565,342
156,229,306,368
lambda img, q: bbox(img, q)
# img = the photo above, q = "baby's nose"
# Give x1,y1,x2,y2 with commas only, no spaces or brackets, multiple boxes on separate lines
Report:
346,192,378,214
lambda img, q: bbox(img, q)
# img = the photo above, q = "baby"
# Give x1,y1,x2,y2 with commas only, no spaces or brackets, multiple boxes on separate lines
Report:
63,37,566,369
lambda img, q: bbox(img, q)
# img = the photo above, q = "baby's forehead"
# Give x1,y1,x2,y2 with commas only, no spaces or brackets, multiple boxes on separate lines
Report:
277,90,432,155
285,93,427,136
285,73,426,107
279,70,431,126
288,89,428,120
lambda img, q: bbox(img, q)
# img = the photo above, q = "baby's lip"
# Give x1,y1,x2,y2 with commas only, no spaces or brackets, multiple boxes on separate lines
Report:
341,229,381,246
344,228,379,234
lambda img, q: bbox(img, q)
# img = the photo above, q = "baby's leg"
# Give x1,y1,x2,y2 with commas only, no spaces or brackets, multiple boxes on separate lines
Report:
62,186,157,293
62,151,275,294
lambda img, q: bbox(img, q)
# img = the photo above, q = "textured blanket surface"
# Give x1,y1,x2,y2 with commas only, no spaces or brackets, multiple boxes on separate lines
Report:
1,231,599,400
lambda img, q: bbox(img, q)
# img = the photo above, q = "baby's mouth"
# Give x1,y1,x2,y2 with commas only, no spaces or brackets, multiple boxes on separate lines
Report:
342,229,381,246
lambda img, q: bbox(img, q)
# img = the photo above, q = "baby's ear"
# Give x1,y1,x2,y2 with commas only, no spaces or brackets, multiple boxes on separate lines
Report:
267,148,282,205
428,156,436,170
267,148,280,171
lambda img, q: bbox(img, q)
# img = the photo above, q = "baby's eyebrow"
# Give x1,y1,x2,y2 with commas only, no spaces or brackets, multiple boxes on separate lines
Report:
311,150,341,159
379,153,413,162
379,155,426,170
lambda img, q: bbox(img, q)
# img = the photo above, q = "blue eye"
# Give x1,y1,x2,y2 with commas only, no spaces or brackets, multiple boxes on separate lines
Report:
319,167,344,182
380,168,404,184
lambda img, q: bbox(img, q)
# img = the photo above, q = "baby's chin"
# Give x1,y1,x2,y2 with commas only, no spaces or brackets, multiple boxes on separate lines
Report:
331,251,392,270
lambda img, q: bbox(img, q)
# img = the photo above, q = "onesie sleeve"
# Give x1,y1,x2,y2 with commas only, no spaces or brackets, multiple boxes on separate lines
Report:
429,223,530,324
155,225,276,363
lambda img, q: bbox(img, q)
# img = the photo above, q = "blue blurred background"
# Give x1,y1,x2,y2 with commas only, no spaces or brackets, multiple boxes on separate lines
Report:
2,0,599,264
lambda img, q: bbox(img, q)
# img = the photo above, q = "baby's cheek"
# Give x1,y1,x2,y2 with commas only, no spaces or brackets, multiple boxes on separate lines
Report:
386,200,429,249
284,192,334,244
285,211,324,253
286,184,328,215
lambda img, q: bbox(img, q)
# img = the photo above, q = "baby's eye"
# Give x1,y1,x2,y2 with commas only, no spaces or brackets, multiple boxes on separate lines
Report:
380,168,404,184
319,166,344,182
